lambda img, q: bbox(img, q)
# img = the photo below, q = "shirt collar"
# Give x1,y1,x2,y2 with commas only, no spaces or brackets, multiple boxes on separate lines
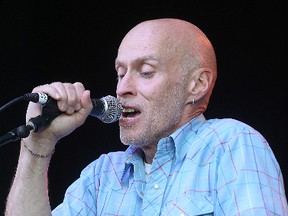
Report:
169,114,206,163
117,115,207,189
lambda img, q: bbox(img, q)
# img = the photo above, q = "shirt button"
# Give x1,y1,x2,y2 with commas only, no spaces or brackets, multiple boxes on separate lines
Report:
154,184,159,189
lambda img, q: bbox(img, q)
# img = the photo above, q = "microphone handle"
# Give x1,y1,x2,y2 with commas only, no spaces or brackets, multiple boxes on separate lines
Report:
28,98,61,132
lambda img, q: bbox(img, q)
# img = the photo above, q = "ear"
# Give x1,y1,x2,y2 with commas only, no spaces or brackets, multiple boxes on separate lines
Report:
187,68,214,102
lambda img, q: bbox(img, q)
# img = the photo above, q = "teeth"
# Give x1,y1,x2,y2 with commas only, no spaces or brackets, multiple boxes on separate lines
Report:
122,108,135,113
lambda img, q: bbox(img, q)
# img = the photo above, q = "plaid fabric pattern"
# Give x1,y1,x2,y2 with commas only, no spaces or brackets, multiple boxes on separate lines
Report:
53,114,288,215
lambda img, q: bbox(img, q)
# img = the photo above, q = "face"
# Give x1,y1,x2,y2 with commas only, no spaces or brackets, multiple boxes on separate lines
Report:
115,24,189,148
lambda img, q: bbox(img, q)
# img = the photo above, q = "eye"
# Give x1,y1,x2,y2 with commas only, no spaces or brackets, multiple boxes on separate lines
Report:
141,71,154,78
139,64,155,78
117,74,124,81
116,66,126,81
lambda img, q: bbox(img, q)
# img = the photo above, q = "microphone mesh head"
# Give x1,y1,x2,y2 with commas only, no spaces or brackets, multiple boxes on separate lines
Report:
100,95,122,123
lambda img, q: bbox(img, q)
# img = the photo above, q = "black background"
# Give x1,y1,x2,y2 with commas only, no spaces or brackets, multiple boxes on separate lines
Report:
0,0,287,213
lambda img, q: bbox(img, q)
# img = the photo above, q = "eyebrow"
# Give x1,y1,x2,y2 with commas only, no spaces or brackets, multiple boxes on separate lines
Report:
115,55,161,67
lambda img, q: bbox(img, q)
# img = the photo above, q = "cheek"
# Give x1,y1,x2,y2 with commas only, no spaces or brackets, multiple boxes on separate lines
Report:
139,74,182,104
138,82,166,101
145,77,173,95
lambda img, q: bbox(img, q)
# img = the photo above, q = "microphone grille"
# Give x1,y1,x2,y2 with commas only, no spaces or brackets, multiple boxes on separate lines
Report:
100,95,122,123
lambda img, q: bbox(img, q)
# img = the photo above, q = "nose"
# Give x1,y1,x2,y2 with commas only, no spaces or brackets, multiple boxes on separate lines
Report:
116,72,137,97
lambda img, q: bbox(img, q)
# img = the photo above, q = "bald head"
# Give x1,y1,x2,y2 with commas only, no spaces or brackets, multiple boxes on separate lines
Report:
117,18,217,116
119,18,217,95
122,18,216,73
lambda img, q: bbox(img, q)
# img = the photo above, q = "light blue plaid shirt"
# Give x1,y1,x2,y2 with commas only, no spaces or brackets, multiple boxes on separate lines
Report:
53,114,288,215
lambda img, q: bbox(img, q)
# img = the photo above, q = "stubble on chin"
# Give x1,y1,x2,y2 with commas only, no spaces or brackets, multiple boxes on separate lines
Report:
119,123,149,147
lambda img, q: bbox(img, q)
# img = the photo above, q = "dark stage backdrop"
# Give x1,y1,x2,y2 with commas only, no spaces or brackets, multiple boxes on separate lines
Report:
0,1,287,212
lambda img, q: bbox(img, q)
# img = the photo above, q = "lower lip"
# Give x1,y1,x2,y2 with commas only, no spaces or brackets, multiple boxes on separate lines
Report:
119,114,141,127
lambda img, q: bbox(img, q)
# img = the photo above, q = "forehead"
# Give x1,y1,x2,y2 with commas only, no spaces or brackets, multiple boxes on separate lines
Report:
116,24,173,64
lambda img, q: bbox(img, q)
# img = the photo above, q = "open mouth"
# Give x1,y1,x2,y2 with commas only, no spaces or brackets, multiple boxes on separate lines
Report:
121,107,141,118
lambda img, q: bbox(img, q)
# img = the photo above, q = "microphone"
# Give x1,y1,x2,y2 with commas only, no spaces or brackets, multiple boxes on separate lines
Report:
26,93,122,132
90,95,122,123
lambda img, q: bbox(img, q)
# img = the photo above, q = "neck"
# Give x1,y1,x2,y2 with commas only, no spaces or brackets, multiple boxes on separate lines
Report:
141,144,157,164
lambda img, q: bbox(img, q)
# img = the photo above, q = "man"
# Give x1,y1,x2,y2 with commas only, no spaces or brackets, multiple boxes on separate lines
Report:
5,18,288,215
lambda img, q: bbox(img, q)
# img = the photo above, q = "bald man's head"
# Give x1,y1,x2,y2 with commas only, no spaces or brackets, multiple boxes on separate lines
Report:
117,18,217,114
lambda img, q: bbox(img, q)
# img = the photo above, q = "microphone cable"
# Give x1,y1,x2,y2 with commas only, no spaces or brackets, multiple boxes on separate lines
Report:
0,93,47,113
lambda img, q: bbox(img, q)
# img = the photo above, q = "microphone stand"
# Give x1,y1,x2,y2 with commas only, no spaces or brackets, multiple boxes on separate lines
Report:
0,124,32,147
0,98,60,147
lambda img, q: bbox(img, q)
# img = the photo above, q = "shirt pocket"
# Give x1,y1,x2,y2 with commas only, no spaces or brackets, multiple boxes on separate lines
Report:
161,194,213,216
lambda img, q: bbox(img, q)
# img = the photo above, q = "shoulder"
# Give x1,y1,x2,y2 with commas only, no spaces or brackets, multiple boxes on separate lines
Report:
195,117,270,156
86,150,126,168
79,151,127,178
187,117,278,168
200,118,266,143
203,118,257,133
